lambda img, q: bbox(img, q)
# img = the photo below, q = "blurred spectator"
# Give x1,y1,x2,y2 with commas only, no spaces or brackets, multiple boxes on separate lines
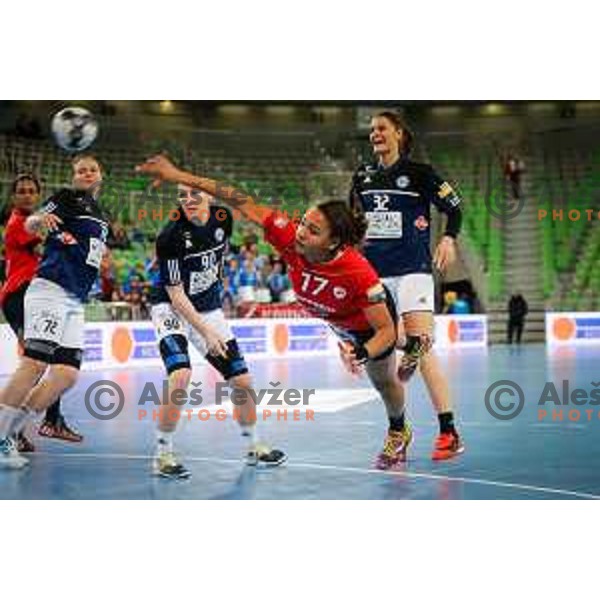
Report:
100,250,116,302
222,279,236,318
504,154,525,200
109,225,131,250
443,291,457,314
239,258,258,288
508,292,528,344
451,292,471,314
267,261,290,302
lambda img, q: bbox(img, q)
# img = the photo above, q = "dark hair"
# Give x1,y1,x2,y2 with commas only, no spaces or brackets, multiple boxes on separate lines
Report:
374,110,414,156
12,173,41,195
316,200,368,249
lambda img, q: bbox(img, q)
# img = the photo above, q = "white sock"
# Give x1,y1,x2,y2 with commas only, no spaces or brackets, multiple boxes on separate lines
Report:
156,430,173,452
240,423,257,448
12,408,33,436
0,405,26,439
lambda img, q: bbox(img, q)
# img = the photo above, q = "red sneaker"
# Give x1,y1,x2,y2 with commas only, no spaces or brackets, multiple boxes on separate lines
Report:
432,432,464,461
375,425,413,470
38,417,83,443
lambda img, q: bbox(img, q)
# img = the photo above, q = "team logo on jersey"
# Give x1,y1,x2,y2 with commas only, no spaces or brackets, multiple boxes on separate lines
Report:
396,176,410,189
333,286,347,300
438,182,461,207
185,239,193,249
414,216,429,231
215,228,225,242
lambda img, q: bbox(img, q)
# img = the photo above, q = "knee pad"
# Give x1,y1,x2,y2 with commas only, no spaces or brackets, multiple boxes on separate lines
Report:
23,338,58,364
402,333,433,360
53,346,83,370
206,339,249,381
159,334,191,375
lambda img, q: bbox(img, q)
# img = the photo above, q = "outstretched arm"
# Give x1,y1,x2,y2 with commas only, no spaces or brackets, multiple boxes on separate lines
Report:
136,155,273,227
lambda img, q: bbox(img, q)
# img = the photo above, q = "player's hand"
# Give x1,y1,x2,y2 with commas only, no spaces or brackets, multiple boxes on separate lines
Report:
40,213,63,232
338,341,364,376
135,155,181,188
433,236,456,273
203,327,229,358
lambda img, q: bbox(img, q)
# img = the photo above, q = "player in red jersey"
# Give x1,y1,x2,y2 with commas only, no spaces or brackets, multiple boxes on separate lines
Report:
0,174,83,450
136,156,412,469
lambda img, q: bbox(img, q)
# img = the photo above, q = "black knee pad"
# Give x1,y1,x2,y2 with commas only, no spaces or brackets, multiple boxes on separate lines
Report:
23,338,58,364
159,334,191,375
403,334,433,359
53,346,83,370
206,339,249,380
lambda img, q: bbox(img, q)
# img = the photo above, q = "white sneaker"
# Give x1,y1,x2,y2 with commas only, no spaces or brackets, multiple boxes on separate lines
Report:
0,437,30,470
152,448,191,479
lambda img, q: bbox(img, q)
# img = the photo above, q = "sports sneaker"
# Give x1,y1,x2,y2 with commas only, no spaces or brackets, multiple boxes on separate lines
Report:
431,432,465,461
38,416,83,443
153,449,191,479
0,436,30,470
375,425,413,470
14,431,35,453
246,442,287,468
397,354,419,383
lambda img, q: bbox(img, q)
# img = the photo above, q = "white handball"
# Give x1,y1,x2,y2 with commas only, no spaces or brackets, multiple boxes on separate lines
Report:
51,106,98,152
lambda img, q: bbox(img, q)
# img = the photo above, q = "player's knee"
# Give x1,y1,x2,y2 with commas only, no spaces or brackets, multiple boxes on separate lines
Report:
48,364,79,391
18,355,48,379
229,372,253,390
169,367,192,391
374,376,402,397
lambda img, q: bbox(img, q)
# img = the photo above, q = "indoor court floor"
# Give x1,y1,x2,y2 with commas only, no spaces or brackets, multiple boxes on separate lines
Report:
1,344,599,500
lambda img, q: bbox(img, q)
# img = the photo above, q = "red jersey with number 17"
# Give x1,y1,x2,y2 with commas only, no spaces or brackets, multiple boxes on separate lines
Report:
0,209,42,306
263,211,382,332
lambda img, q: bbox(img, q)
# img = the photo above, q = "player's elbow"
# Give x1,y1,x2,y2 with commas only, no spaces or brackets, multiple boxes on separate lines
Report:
24,216,39,234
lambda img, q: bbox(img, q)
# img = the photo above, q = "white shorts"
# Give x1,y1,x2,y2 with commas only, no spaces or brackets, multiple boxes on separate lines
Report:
383,273,435,315
151,303,234,357
24,278,85,350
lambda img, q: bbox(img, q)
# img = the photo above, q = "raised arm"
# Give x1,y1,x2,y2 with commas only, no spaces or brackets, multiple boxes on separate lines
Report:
136,155,273,227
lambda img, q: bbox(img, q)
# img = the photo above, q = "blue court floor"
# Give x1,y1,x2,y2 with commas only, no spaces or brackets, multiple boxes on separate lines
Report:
1,344,599,500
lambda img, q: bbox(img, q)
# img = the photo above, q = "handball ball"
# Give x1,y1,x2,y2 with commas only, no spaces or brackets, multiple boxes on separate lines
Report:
51,106,98,153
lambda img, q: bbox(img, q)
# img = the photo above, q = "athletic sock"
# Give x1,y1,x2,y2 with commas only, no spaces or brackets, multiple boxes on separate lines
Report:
388,414,406,433
0,406,30,439
44,397,62,424
240,423,257,448
438,411,457,435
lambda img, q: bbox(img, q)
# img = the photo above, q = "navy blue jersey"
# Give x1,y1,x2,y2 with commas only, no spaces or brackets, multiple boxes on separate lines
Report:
37,188,110,302
151,206,233,313
350,159,462,277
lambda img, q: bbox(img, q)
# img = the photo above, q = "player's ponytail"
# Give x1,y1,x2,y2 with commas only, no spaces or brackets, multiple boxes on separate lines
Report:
316,200,369,249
